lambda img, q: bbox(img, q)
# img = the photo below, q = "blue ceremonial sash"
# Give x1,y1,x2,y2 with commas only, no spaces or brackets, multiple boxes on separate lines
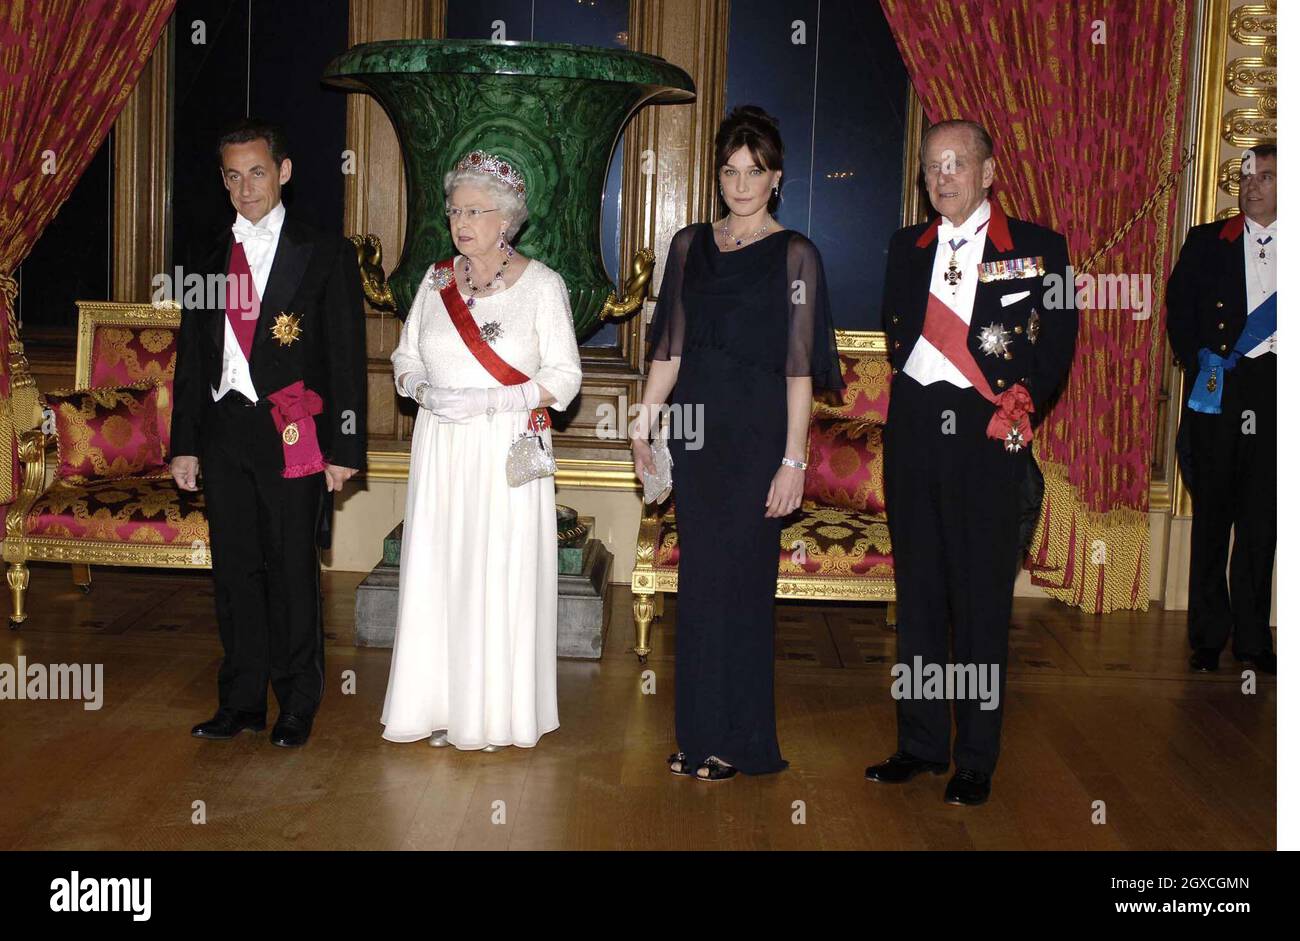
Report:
1187,291,1276,414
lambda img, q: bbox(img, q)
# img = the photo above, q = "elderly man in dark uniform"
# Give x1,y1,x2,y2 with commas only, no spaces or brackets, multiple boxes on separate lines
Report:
865,119,1078,805
1167,143,1276,675
170,118,368,748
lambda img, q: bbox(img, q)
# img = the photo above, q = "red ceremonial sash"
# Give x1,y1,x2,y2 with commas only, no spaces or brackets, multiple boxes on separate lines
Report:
226,240,260,360
920,291,1034,451
433,258,551,431
267,380,328,478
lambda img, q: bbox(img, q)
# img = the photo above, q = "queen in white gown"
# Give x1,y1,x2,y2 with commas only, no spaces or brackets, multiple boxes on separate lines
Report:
382,151,582,750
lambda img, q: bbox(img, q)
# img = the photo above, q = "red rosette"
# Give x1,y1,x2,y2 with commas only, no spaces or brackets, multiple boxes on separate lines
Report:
985,383,1035,452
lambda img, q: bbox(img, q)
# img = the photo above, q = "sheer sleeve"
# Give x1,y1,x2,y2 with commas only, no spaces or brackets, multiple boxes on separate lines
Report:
785,234,844,391
646,224,698,360
532,268,583,410
391,266,431,395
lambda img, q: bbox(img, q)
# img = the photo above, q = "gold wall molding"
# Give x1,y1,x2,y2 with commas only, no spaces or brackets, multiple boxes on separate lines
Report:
1216,156,1244,196
624,0,730,290
1225,52,1275,97
347,0,447,461
1220,108,1277,147
619,0,728,379
1227,3,1276,43
901,86,927,227
112,20,172,302
1220,0,1276,160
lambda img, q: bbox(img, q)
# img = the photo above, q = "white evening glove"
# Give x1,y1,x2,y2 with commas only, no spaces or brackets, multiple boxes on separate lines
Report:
425,381,540,423
396,371,430,401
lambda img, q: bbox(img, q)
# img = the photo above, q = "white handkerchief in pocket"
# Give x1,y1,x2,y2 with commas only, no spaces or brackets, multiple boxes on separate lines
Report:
1000,290,1031,307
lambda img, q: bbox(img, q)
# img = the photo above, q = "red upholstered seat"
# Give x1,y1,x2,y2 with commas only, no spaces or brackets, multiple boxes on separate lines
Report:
654,504,894,580
26,475,209,547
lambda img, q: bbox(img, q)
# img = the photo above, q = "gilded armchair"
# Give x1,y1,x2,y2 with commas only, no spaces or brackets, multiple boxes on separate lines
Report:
4,301,210,628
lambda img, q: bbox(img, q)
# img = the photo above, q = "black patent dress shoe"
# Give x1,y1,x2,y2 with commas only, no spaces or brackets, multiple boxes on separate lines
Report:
1189,648,1220,672
1236,651,1276,674
191,709,266,739
865,751,949,783
943,768,992,806
271,712,314,748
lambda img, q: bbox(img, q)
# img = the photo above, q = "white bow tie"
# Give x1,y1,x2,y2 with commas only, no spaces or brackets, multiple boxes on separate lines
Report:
938,219,980,245
232,220,274,243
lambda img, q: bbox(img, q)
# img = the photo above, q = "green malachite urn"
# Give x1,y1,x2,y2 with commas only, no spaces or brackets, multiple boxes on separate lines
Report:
323,39,695,341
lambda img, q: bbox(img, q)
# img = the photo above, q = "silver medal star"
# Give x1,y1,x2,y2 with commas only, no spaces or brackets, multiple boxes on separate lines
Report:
480,321,504,345
977,322,1012,357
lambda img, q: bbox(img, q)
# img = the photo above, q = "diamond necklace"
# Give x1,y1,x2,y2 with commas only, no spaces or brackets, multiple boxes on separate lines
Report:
720,214,771,247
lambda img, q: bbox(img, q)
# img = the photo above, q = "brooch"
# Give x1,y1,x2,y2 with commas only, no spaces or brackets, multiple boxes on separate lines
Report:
480,321,504,345
428,266,455,290
977,323,1012,357
271,312,302,347
1027,309,1041,345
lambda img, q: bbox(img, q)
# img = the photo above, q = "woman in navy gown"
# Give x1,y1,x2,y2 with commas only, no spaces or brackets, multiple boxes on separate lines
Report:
631,106,843,780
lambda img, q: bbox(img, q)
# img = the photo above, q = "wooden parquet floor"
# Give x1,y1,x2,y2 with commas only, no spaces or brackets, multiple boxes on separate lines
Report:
0,563,1275,850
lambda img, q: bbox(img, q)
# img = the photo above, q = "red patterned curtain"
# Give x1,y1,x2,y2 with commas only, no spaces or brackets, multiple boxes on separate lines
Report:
879,0,1193,613
0,0,175,513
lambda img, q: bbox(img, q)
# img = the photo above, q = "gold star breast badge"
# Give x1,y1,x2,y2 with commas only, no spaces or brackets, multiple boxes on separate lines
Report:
271,312,302,347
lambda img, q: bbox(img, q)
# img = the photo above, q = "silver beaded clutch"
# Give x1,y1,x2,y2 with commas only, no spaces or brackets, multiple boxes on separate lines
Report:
641,435,673,505
506,429,557,487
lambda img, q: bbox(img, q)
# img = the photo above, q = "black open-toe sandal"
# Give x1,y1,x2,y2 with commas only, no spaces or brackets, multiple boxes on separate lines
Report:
695,757,737,782
667,752,694,776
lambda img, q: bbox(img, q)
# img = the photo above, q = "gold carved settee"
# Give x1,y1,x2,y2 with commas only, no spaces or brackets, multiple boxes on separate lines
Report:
4,301,209,628
630,331,898,660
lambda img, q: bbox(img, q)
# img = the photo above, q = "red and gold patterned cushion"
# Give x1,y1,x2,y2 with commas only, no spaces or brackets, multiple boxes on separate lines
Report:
25,476,208,547
87,325,179,458
804,418,885,515
47,382,166,484
654,505,893,579
814,349,892,424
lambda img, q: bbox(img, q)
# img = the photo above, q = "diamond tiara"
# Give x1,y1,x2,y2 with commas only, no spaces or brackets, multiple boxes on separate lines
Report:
455,150,527,197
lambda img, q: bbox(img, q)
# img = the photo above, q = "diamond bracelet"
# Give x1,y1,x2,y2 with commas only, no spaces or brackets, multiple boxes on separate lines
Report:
781,457,808,470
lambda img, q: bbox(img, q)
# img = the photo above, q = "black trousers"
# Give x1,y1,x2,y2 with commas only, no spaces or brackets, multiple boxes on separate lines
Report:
1183,352,1276,657
882,373,1027,775
201,393,327,717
